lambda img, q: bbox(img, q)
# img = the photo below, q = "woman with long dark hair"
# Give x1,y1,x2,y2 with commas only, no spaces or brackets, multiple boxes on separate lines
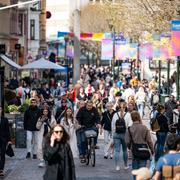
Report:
155,104,169,162
43,124,76,180
0,106,11,177
36,106,56,167
60,107,78,158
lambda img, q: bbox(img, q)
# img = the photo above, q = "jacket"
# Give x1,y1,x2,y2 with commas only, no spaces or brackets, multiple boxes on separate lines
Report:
36,115,56,136
125,122,154,155
24,106,41,131
76,106,100,128
101,110,116,131
156,113,169,132
165,101,177,124
43,141,76,180
0,116,11,143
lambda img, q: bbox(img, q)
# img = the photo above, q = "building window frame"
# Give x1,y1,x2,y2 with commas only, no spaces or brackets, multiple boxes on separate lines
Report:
30,19,35,40
18,14,23,36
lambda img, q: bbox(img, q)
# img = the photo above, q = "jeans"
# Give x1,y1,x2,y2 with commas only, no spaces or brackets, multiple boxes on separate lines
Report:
26,131,38,155
0,140,6,170
155,132,167,162
137,102,144,119
113,133,128,167
104,130,113,156
76,127,98,156
132,159,147,180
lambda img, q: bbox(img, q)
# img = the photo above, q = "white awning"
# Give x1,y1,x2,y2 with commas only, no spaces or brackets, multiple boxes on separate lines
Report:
0,54,21,69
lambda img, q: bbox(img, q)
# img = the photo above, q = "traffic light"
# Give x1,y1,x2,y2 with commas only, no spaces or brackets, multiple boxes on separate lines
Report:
46,11,51,19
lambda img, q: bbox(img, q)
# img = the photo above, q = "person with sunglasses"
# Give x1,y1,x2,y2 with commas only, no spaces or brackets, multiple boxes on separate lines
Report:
43,124,76,180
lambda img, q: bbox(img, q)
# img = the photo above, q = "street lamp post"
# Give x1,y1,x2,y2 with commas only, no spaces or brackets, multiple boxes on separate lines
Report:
64,36,69,86
176,56,180,100
112,28,116,79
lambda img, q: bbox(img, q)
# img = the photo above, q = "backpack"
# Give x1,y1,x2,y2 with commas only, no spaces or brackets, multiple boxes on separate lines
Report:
162,157,180,179
115,112,127,133
152,94,159,104
17,87,23,97
150,110,160,132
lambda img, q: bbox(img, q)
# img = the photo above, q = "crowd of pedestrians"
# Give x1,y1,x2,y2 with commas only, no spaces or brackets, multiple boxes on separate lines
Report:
0,65,180,179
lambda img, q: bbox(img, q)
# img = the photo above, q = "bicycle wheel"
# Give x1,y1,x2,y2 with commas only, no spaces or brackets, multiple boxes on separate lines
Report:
90,138,96,167
86,149,90,165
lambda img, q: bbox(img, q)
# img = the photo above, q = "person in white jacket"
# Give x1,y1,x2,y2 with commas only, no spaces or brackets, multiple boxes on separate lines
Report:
36,106,56,167
60,107,78,158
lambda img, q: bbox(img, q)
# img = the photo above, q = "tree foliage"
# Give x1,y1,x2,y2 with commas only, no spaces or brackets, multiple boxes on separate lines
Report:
80,0,180,39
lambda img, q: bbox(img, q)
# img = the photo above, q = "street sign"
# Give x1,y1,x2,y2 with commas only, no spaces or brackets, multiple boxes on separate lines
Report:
171,20,180,31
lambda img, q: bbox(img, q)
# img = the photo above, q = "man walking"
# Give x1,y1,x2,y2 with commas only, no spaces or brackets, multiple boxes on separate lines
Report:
24,98,41,159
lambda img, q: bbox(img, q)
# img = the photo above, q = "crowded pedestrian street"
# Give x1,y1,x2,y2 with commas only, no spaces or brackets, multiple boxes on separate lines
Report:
0,0,180,180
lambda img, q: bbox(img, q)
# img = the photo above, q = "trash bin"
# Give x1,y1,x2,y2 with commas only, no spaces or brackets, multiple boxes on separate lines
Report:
15,115,26,148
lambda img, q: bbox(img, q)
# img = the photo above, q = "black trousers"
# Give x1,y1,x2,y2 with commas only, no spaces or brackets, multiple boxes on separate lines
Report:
0,140,6,171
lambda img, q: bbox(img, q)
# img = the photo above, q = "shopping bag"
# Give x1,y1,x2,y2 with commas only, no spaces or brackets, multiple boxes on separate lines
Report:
6,144,15,157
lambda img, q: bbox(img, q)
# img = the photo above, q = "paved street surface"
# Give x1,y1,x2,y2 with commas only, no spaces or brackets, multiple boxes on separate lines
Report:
1,106,152,180
1,137,132,180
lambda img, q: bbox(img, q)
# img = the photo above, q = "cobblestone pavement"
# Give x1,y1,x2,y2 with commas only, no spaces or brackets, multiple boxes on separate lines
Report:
1,106,152,180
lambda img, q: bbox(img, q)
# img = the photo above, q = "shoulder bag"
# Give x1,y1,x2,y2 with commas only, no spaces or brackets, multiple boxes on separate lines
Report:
128,127,150,160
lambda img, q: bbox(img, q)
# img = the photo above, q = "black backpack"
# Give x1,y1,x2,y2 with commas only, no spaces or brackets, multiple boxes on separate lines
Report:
115,112,127,133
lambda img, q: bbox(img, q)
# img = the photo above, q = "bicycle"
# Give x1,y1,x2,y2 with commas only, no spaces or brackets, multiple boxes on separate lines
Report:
84,129,97,167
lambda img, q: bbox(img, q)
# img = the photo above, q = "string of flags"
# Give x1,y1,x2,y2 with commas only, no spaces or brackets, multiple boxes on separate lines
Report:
54,20,180,60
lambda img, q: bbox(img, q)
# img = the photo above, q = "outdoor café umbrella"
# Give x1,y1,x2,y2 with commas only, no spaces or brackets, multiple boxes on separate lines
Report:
20,58,65,70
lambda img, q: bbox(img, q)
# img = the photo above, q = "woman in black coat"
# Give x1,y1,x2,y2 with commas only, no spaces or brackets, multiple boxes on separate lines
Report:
155,104,169,162
0,106,11,177
43,124,76,180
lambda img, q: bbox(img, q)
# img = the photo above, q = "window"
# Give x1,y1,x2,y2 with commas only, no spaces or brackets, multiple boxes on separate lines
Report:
30,19,35,40
18,14,23,35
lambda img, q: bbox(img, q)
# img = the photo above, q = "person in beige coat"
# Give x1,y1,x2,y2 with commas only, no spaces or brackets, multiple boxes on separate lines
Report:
36,106,56,167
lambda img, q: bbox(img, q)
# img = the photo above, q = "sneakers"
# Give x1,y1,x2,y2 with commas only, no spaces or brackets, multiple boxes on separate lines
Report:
38,161,45,168
116,166,120,171
33,154,37,159
0,170,4,177
104,155,108,159
124,165,129,170
94,145,100,149
26,152,31,159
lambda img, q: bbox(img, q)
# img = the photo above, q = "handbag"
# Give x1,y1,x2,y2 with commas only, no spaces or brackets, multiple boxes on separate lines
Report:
6,144,15,157
151,118,160,132
128,127,150,160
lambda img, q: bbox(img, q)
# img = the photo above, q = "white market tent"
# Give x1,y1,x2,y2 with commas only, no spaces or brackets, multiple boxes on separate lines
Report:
0,54,21,69
20,58,65,70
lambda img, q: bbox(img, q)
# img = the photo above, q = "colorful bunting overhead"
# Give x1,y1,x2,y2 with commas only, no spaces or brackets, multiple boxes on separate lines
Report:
101,39,113,60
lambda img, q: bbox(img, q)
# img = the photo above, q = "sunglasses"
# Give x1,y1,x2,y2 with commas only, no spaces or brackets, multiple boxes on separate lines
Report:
54,130,63,134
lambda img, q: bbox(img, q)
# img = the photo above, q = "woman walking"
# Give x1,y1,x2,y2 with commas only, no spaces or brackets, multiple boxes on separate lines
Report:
155,104,169,162
36,106,56,167
135,86,146,118
60,107,78,158
43,124,76,180
125,111,154,180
